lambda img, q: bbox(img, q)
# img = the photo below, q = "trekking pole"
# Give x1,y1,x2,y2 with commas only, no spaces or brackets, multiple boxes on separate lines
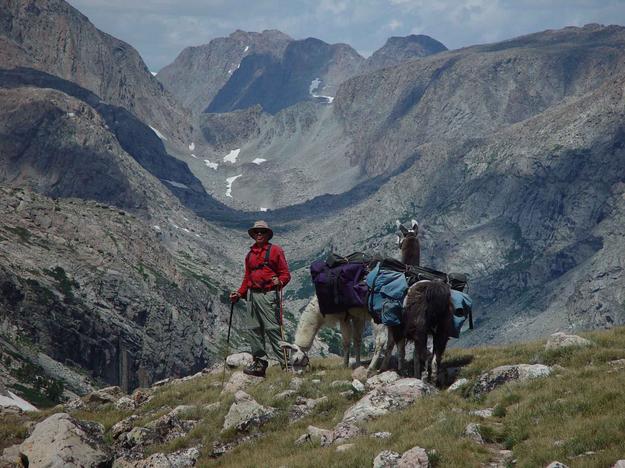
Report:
277,286,291,372
221,301,235,389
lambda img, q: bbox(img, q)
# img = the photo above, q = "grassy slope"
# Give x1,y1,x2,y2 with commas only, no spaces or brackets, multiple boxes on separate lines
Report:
2,327,625,467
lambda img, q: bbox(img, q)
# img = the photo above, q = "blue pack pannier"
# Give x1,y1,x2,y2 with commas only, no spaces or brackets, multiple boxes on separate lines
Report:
365,263,408,326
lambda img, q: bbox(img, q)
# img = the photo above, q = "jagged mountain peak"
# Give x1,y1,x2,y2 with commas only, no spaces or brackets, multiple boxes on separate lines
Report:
157,29,293,115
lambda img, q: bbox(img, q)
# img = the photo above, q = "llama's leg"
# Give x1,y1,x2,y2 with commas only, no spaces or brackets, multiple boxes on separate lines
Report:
432,333,450,386
352,314,365,367
413,331,427,380
397,338,406,375
339,318,352,368
368,323,387,373
380,328,395,371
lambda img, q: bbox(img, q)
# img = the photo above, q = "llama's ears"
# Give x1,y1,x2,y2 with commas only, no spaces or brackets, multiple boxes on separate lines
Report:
395,220,401,228
411,219,419,233
396,234,401,246
398,225,409,236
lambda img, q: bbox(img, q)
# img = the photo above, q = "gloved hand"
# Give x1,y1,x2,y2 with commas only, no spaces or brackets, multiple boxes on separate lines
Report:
229,292,240,303
271,276,282,287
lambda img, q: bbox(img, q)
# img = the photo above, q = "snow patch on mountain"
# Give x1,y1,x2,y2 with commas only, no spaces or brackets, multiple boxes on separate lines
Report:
164,180,190,189
189,142,195,151
223,149,241,163
309,78,334,103
204,159,218,170
149,126,168,141
226,174,243,198
252,158,267,165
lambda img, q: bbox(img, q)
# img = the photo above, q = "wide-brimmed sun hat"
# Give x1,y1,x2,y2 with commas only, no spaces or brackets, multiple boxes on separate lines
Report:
248,220,273,240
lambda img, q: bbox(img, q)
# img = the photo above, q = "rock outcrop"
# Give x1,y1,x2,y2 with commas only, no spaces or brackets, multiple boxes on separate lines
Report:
0,0,191,144
3,413,112,467
157,30,292,116
342,378,436,424
472,364,552,396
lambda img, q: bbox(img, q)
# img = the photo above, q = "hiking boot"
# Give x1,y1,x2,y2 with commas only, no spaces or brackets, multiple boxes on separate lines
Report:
243,358,268,377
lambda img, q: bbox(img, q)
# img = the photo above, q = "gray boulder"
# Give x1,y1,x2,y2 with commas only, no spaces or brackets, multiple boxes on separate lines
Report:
113,447,200,467
447,378,469,392
226,352,254,368
373,450,401,468
222,371,264,394
343,378,436,424
11,412,112,467
288,396,328,422
464,423,484,444
365,371,400,390
398,446,430,467
545,332,593,350
223,391,275,431
473,364,552,396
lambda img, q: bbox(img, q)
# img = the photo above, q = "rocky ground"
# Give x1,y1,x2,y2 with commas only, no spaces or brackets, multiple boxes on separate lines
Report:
2,329,625,467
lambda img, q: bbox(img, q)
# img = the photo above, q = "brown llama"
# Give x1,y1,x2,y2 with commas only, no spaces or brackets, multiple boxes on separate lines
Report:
404,280,453,383
375,220,420,374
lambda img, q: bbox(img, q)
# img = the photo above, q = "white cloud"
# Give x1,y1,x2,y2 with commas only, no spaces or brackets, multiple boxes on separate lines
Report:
388,19,402,30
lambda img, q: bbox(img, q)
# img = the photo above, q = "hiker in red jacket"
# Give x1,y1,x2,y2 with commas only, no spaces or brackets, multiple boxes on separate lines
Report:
230,220,291,377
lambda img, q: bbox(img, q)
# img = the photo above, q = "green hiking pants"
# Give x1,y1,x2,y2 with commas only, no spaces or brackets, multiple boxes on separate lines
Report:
246,289,285,366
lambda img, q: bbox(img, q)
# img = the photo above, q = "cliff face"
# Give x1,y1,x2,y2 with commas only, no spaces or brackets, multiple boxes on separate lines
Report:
0,0,191,144
334,24,625,177
206,37,365,114
0,75,243,393
157,30,292,116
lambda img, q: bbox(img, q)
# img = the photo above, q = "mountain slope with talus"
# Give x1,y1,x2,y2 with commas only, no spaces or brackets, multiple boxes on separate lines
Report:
0,0,192,145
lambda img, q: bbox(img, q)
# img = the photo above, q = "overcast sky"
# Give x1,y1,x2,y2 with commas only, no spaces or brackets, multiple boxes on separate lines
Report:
67,0,625,72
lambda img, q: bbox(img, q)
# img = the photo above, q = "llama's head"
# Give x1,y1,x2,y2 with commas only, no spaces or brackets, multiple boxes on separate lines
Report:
396,219,420,266
395,219,419,248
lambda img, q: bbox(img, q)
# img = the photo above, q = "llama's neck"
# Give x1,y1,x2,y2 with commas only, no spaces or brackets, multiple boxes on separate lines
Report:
293,297,324,352
401,238,420,266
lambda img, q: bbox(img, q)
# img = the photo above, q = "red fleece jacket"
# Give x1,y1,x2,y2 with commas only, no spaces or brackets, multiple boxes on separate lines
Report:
237,243,291,296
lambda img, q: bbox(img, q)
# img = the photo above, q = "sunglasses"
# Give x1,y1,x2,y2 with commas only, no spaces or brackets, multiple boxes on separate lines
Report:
252,230,268,236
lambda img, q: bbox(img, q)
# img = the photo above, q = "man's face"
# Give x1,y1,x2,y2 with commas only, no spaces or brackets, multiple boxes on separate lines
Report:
252,229,269,245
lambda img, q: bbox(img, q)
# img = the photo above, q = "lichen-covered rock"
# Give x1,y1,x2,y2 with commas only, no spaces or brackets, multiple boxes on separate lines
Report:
288,396,328,422
473,364,552,396
351,379,365,393
222,371,264,394
545,332,593,350
366,370,400,389
447,378,469,392
111,415,140,440
226,352,254,368
328,422,363,446
13,413,112,467
398,446,429,467
222,391,275,431
373,450,401,468
113,446,200,467
343,378,436,424
470,408,494,418
115,396,136,411
464,423,484,444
